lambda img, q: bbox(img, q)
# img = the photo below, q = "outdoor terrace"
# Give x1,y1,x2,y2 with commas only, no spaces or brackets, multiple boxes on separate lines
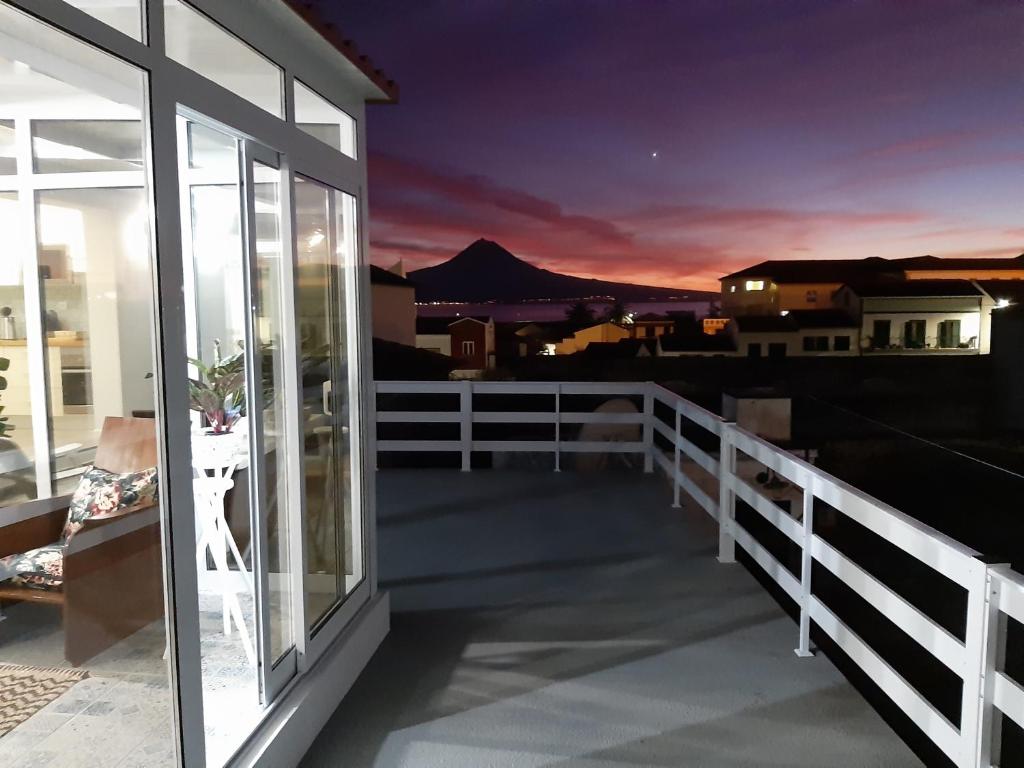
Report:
301,381,1024,768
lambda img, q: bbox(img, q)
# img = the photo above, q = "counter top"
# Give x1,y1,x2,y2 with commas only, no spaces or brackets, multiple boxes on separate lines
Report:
0,338,87,348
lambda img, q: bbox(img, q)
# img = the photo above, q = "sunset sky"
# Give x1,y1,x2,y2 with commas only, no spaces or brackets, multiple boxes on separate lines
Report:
320,1,1022,292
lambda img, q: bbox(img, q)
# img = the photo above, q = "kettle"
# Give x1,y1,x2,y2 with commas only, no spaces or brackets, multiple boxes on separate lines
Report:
0,307,16,341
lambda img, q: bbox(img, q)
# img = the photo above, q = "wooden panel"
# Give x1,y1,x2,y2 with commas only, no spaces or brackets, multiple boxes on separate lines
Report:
0,506,67,558
63,519,164,667
92,416,158,473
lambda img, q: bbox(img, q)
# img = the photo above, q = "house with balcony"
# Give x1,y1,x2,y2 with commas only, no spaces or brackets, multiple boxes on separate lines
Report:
720,254,1024,319
837,280,995,354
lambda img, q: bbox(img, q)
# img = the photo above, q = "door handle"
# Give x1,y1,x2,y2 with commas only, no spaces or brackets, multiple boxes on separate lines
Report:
322,380,332,415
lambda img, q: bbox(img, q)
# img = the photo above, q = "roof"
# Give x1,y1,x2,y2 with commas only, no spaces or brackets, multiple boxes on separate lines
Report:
722,255,1024,283
894,254,1024,271
732,315,798,333
786,309,858,329
281,1,399,102
976,279,1024,303
845,279,983,298
722,258,900,284
415,315,491,334
659,333,736,352
580,339,656,359
370,265,414,288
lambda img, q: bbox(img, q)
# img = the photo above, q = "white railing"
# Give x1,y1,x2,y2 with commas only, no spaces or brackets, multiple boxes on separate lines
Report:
374,380,1024,768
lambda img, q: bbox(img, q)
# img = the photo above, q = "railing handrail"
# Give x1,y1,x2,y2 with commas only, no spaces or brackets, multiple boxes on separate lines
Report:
374,378,1022,767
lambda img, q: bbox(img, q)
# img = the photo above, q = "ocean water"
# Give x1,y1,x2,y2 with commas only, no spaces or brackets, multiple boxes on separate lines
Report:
417,299,715,322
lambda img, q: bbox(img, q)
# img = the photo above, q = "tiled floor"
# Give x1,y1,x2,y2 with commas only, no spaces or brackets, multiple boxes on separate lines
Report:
0,591,261,768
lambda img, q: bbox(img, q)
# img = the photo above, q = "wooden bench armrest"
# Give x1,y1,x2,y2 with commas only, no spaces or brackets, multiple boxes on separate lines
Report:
0,495,71,559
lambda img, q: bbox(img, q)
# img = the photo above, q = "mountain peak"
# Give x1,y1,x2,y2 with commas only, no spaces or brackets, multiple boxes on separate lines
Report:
451,239,522,265
408,240,716,304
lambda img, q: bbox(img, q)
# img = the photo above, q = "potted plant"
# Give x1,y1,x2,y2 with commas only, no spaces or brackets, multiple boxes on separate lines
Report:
0,356,12,438
189,340,246,434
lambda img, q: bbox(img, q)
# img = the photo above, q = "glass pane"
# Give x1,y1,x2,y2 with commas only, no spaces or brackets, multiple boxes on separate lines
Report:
294,80,356,159
178,117,267,767
65,0,143,41
0,6,174,767
164,0,283,118
0,120,15,175
36,187,152,494
294,177,361,632
33,119,144,173
252,159,294,666
0,191,36,506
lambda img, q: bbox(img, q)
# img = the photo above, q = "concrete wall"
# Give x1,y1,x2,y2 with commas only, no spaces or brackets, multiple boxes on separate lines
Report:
415,333,451,357
371,283,415,346
554,322,628,354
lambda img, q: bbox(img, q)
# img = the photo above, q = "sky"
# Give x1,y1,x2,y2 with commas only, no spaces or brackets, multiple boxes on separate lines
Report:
317,0,1023,291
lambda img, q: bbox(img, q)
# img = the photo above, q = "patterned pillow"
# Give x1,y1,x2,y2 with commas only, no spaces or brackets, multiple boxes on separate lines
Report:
61,466,159,544
0,544,65,590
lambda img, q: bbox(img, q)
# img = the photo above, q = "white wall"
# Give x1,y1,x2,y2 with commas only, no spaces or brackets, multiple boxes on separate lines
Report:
415,333,451,357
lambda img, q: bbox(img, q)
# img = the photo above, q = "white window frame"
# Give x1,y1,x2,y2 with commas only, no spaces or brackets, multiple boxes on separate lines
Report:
462,340,476,357
0,2,381,766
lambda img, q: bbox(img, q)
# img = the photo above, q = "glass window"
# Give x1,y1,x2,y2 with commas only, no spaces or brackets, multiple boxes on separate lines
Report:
294,177,362,632
33,119,144,173
164,0,284,118
0,120,15,175
65,0,143,41
745,279,765,291
0,5,174,767
294,80,356,159
0,191,35,506
834,335,851,351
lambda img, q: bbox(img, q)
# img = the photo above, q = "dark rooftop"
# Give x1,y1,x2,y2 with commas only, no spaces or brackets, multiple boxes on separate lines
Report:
722,254,1024,284
732,315,799,333
370,265,415,288
659,332,736,352
846,279,984,298
786,309,859,329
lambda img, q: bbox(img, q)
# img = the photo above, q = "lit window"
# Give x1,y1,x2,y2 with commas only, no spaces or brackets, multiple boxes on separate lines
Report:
295,80,357,159
744,280,765,291
729,285,737,293
462,340,475,356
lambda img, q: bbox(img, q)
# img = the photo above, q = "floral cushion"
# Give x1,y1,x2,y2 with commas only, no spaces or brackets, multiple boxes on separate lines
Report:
0,544,64,590
0,465,158,591
61,466,158,544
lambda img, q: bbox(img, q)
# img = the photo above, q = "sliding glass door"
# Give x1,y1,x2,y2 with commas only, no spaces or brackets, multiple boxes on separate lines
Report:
293,176,363,637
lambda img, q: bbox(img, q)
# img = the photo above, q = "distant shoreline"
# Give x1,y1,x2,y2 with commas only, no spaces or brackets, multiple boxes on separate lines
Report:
417,298,715,322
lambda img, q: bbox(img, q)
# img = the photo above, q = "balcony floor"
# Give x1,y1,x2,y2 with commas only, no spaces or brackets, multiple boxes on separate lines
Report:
302,468,920,768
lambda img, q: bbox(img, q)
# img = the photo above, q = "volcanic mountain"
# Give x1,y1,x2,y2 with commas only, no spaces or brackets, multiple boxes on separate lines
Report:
406,240,715,303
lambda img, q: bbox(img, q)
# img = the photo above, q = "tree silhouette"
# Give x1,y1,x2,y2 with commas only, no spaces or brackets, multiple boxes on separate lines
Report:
603,301,629,324
565,301,596,327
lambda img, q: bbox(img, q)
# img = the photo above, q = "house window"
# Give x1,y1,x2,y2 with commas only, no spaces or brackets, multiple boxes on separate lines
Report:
462,340,476,357
768,342,787,358
871,319,891,349
747,343,762,358
834,336,851,351
806,290,817,304
729,285,737,293
802,336,828,352
744,280,765,291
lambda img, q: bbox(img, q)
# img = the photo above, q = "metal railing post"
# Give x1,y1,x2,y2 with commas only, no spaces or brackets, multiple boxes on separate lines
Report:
970,561,1010,768
643,384,654,473
554,383,561,472
795,485,815,657
459,379,472,472
672,400,682,508
717,422,736,563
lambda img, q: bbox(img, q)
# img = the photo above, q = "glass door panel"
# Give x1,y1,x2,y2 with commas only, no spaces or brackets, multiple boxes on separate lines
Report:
241,145,297,702
293,176,361,633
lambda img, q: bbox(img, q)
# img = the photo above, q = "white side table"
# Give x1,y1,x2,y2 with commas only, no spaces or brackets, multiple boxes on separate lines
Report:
192,429,255,665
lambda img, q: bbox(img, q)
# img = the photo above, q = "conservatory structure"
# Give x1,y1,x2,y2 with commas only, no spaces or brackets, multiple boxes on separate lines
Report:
0,1,394,766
